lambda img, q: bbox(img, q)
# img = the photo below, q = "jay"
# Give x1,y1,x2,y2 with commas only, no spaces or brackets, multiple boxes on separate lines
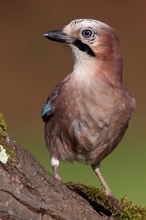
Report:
42,19,135,212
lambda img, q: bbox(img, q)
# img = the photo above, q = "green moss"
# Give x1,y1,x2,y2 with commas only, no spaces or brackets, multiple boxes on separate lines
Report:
0,113,7,137
0,113,15,161
119,197,146,220
66,183,146,219
84,185,146,219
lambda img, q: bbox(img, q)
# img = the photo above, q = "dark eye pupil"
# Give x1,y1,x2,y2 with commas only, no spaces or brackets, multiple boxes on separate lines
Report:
82,29,92,38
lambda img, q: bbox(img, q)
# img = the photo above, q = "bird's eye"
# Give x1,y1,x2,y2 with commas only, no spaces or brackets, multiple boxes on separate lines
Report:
82,29,93,38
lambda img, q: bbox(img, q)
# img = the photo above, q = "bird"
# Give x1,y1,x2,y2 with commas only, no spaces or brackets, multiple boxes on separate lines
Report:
41,19,135,213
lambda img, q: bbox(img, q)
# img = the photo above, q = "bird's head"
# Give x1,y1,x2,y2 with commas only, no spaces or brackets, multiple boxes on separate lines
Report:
44,19,123,84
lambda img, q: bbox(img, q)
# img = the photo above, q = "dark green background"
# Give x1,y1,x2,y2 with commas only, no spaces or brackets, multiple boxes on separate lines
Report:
1,1,146,205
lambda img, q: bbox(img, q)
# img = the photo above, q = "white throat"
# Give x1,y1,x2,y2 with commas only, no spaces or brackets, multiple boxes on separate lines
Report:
71,45,96,82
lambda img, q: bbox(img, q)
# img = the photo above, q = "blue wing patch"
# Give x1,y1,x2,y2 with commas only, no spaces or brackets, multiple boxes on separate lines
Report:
41,101,54,122
41,101,52,117
41,81,62,122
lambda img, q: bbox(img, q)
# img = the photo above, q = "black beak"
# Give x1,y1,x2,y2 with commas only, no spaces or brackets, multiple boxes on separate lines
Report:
44,30,73,44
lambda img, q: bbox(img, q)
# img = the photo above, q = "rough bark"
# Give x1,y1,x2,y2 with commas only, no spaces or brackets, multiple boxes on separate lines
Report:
0,135,119,220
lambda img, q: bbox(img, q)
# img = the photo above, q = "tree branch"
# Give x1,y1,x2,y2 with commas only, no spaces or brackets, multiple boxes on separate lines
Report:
0,134,118,220
0,114,145,219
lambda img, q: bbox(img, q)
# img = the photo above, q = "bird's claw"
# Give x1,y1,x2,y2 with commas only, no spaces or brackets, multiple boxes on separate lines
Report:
107,194,121,216
55,174,62,182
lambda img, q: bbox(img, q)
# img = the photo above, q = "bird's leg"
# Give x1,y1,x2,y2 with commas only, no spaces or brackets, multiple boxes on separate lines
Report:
92,163,121,215
51,157,62,182
92,163,113,196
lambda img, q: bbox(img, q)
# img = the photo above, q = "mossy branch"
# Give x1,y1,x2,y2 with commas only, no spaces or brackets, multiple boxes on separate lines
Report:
0,113,146,220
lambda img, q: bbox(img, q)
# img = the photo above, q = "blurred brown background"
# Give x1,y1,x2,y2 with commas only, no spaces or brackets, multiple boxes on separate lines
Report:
1,1,146,205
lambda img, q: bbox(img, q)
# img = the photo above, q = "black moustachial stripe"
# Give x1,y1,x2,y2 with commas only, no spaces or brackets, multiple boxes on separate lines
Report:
73,39,96,57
